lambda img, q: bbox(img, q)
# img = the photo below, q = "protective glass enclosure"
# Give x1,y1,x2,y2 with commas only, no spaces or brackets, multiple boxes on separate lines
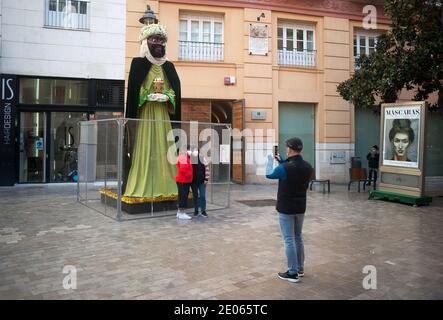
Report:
77,118,231,220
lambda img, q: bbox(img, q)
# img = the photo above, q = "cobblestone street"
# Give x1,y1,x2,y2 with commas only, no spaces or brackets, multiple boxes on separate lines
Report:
0,183,442,300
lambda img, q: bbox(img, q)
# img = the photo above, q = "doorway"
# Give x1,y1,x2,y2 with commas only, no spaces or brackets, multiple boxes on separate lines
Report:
278,103,315,165
18,112,47,183
355,107,380,162
211,100,244,184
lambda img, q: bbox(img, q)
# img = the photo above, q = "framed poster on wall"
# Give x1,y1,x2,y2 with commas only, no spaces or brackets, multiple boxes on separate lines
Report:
378,101,427,197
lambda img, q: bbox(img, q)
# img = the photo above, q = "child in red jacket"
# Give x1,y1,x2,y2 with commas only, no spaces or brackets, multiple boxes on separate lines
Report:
176,148,193,220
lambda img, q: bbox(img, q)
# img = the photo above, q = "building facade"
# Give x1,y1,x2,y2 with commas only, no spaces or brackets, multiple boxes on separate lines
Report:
126,0,394,183
126,0,395,184
1,0,127,185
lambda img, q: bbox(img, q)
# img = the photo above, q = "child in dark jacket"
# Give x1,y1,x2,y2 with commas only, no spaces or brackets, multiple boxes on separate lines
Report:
366,145,379,186
190,147,210,217
176,148,193,220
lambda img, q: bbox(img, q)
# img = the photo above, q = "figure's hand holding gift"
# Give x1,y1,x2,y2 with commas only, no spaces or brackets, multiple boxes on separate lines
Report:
148,77,169,102
148,93,169,102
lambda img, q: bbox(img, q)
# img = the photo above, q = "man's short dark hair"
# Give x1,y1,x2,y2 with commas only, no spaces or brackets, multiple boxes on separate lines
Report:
286,137,303,152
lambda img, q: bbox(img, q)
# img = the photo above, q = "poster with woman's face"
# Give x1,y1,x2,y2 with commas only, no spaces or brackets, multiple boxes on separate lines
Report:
383,105,420,168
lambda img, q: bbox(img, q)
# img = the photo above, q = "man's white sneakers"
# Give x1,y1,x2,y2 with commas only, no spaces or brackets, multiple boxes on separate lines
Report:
177,212,192,220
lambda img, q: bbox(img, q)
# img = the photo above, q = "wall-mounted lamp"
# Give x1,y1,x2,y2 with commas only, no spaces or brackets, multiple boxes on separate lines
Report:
139,5,158,25
257,13,265,21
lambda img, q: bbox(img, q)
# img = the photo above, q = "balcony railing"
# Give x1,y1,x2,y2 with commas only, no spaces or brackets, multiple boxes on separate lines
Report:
179,41,224,62
45,0,90,30
278,49,316,67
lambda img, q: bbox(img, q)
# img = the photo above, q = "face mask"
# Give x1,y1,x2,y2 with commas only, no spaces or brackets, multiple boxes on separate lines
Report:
192,150,199,157
148,42,166,58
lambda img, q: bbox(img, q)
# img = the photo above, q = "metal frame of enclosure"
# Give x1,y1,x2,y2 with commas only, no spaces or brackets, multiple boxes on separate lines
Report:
77,118,231,221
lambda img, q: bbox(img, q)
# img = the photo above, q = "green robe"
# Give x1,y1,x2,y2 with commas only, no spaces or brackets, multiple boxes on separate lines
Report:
123,64,178,199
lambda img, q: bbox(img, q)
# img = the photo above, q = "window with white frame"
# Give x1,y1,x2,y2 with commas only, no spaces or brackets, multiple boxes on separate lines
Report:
45,0,90,30
353,32,378,56
353,31,380,67
179,13,224,62
277,23,316,67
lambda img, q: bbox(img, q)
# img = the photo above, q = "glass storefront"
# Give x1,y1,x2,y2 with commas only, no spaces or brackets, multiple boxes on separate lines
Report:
50,112,88,182
18,111,123,183
19,112,47,183
19,78,88,105
8,76,125,184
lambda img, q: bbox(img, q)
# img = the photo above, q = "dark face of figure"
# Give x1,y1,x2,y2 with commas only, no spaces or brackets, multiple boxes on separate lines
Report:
147,35,166,58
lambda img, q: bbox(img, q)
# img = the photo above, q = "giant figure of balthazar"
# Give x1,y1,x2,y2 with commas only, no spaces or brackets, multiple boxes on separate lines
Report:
123,24,181,200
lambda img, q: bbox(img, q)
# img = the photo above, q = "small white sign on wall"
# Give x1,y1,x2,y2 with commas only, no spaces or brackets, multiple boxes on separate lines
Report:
36,138,44,151
220,144,230,164
249,24,268,55
251,111,266,120
330,151,346,164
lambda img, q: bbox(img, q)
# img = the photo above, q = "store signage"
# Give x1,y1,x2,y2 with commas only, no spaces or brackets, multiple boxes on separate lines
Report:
0,75,18,186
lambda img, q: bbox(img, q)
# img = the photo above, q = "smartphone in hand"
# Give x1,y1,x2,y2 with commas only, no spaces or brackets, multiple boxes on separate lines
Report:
274,145,279,156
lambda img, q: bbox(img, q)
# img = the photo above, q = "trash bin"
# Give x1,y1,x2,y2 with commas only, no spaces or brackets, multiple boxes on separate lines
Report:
351,156,361,168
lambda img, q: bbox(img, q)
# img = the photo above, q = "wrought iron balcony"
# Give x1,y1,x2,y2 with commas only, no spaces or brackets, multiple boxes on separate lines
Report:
179,41,224,62
278,49,316,68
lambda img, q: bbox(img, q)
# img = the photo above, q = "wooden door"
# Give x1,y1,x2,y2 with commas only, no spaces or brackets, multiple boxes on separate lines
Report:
232,99,245,184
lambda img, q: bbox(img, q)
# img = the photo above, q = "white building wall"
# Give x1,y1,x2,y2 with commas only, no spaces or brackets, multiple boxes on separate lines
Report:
0,1,3,64
0,0,126,80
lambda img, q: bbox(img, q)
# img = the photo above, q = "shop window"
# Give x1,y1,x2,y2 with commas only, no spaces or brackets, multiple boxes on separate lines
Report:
19,78,88,105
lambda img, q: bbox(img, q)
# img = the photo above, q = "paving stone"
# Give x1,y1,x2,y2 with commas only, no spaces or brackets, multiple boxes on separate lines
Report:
0,184,442,299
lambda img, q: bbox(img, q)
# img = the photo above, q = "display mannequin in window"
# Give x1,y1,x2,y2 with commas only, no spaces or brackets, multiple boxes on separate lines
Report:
123,24,181,200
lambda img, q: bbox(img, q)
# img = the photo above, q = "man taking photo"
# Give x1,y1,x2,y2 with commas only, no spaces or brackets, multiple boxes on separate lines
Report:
266,137,313,283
